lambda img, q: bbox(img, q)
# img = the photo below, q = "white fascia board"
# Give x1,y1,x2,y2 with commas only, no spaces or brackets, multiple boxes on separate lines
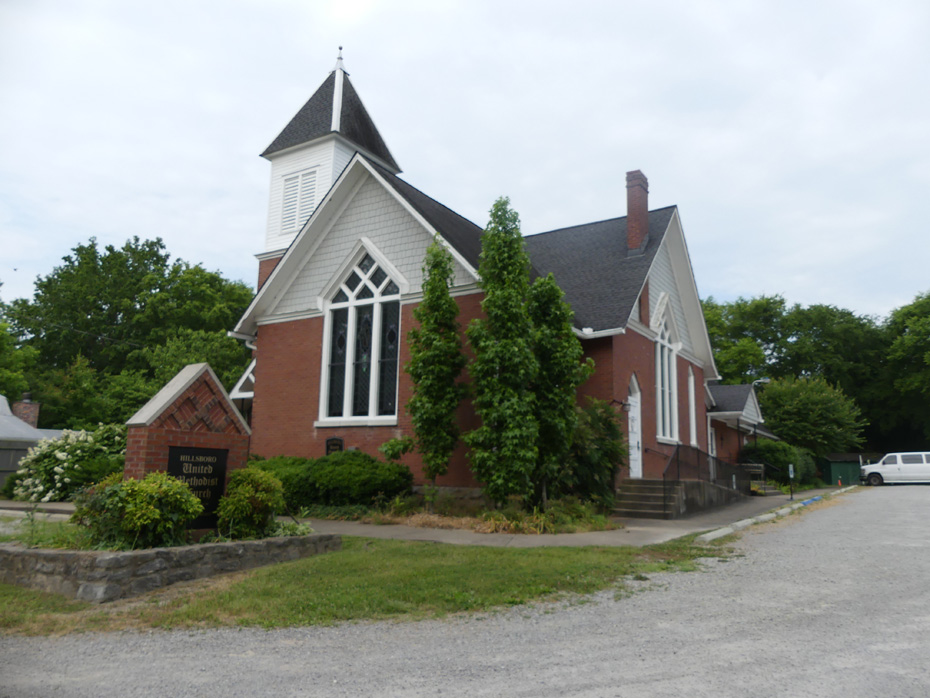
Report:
255,249,287,262
664,209,720,380
234,156,371,335
362,164,479,282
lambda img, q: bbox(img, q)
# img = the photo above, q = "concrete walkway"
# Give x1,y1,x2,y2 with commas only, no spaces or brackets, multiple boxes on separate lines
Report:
0,487,846,547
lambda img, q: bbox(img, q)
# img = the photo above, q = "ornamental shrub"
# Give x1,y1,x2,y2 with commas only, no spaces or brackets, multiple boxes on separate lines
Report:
71,471,203,549
216,467,286,539
254,456,317,511
310,451,413,506
12,423,126,503
555,398,626,509
255,452,412,508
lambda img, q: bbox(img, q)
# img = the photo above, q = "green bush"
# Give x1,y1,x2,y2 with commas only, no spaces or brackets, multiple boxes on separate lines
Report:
71,471,203,549
256,451,412,508
311,451,413,506
554,398,626,509
740,440,817,485
254,456,317,511
12,424,126,502
216,467,286,539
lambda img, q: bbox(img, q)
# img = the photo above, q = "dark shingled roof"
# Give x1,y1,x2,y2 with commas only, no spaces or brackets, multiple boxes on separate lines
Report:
367,160,484,271
523,207,676,331
261,72,399,171
708,384,753,413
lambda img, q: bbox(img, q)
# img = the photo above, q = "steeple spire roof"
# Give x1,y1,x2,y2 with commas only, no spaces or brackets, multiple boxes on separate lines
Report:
261,48,399,172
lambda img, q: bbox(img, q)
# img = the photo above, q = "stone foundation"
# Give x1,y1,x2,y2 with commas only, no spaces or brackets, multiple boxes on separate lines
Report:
0,534,340,603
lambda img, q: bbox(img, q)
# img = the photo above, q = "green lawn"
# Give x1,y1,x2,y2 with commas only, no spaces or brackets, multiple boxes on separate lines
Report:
0,535,725,635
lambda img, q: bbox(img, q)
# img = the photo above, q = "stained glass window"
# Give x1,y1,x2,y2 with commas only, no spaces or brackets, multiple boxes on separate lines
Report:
325,254,401,420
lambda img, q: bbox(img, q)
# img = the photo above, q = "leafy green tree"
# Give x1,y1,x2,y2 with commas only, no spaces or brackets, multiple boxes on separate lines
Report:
465,197,539,505
6,237,252,375
702,295,788,383
527,274,592,508
140,328,251,389
5,237,253,427
759,376,866,458
882,292,930,445
0,321,37,400
406,240,467,485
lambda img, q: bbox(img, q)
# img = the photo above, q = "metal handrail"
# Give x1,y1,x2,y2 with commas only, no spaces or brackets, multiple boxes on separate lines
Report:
662,445,753,516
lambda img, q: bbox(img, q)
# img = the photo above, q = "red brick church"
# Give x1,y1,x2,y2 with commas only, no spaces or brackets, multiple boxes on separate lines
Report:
229,52,766,495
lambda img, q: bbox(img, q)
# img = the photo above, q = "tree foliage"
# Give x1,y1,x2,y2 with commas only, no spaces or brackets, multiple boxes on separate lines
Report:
883,292,930,444
2,237,253,427
406,240,467,483
465,198,539,504
759,376,866,458
527,274,592,507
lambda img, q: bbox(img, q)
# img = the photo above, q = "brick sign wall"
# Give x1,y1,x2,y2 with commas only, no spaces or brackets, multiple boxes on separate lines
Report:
124,364,250,527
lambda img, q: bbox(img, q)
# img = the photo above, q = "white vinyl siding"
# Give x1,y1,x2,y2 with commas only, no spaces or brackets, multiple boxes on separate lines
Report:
649,242,693,356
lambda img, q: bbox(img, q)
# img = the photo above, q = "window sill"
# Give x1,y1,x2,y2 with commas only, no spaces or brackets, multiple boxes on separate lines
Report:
313,417,398,428
656,436,681,446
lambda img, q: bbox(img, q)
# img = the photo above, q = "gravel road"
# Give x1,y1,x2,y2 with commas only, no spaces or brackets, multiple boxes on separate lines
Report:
2,486,929,698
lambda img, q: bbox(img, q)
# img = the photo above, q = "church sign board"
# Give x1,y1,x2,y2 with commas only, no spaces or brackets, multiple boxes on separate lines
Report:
124,363,251,529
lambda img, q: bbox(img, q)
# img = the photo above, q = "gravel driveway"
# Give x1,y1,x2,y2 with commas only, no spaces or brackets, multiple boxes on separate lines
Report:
2,486,928,697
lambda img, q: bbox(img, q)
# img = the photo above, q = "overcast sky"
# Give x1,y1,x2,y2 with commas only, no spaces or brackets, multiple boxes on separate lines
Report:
1,0,927,320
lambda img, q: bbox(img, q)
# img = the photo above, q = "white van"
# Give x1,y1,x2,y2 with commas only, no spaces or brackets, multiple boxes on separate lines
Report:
860,452,930,486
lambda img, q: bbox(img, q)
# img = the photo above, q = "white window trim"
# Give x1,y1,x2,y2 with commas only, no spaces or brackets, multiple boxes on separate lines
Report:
315,249,402,427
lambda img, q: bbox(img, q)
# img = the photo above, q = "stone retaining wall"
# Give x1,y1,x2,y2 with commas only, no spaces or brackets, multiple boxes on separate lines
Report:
0,534,341,603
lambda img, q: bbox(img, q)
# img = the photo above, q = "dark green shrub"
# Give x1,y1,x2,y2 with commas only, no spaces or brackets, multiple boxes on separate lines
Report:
311,451,413,506
1,472,20,499
255,451,412,509
554,398,626,509
71,471,203,549
216,467,285,539
740,440,817,485
254,456,316,511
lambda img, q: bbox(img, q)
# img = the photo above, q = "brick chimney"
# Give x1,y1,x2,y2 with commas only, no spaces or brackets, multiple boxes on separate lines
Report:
12,392,40,429
626,170,649,252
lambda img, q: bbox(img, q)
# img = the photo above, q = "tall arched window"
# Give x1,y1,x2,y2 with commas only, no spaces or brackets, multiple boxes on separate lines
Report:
655,316,678,441
324,253,401,421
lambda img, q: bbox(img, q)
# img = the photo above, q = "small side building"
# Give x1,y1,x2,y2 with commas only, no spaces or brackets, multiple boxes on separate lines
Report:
0,394,63,489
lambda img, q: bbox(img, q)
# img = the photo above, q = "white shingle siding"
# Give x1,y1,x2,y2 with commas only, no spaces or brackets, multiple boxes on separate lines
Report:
271,175,471,316
264,139,358,253
744,397,762,423
649,241,693,355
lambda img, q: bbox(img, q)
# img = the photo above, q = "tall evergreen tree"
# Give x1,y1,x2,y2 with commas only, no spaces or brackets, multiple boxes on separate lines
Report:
527,274,592,508
465,198,538,504
407,240,467,484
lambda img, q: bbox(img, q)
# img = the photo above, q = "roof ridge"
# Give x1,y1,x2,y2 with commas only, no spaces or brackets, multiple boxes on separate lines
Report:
528,204,678,238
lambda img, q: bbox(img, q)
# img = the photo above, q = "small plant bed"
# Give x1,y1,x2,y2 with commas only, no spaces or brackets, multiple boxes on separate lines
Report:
0,534,726,635
298,497,620,534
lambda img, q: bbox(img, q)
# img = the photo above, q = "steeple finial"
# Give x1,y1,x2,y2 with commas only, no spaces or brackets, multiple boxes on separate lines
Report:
331,47,345,132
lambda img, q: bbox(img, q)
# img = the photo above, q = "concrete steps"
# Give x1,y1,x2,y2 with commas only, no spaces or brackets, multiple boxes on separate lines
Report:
613,479,680,520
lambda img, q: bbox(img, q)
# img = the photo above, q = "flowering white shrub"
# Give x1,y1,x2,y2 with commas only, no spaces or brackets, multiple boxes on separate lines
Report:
13,423,127,502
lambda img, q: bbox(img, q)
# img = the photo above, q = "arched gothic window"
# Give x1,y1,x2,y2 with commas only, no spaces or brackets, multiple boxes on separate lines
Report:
655,316,679,441
324,253,401,420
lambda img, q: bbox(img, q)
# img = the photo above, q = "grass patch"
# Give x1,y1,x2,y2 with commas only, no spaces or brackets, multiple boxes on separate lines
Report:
0,518,95,549
0,535,724,635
